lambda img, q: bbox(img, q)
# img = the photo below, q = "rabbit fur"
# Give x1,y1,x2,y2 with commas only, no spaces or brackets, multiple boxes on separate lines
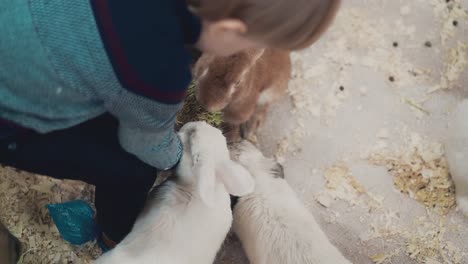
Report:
95,122,254,264
193,49,291,142
229,141,352,264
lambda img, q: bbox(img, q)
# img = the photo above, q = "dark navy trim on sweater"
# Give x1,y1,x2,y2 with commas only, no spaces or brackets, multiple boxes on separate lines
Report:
175,1,202,44
90,0,201,104
0,119,17,139
0,117,32,139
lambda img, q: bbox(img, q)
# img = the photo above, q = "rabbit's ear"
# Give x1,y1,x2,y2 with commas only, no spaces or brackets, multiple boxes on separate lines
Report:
193,158,217,208
184,122,219,207
217,160,255,196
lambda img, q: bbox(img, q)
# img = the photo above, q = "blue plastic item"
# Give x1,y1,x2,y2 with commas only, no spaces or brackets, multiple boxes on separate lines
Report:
47,200,99,245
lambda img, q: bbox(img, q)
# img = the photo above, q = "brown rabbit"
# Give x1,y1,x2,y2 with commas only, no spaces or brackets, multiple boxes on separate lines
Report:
0,220,21,264
193,49,291,142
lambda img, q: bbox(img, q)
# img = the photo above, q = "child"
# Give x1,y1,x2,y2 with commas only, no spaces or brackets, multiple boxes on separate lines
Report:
0,0,340,247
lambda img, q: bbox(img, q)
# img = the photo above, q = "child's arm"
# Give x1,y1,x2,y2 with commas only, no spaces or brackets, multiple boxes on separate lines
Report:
87,0,202,170
101,87,183,171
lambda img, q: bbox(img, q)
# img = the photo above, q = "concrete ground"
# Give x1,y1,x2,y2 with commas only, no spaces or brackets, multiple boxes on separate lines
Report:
216,0,468,263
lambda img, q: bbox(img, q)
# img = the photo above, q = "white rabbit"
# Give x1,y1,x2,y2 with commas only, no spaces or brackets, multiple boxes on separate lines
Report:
446,99,468,216
230,141,352,264
95,122,254,264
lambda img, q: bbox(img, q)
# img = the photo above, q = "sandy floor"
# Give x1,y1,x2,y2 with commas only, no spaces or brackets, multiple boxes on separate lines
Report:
0,0,467,263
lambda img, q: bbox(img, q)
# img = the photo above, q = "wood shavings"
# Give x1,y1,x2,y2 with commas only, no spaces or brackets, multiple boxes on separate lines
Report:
429,0,468,44
369,133,456,215
315,163,390,214
405,219,445,261
271,2,468,264
404,98,431,115
0,166,101,263
432,42,468,92
288,56,351,124
325,9,430,89
274,59,316,162
399,217,464,264
315,162,464,263
275,7,434,162
325,166,366,194
315,164,453,263
274,138,290,164
370,250,400,264
315,165,368,208
426,259,443,264
370,253,389,264
315,192,334,208
367,217,462,263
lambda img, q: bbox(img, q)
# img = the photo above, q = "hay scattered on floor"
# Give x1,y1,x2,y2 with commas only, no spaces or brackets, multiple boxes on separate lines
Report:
274,2,467,263
370,250,401,264
368,133,456,215
370,216,464,264
275,6,432,162
428,0,468,92
176,84,223,130
315,165,367,208
402,217,461,263
316,163,464,264
433,41,468,92
430,0,468,44
0,166,100,264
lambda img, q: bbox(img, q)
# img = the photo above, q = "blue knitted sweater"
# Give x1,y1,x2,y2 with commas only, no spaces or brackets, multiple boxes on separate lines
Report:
0,0,201,170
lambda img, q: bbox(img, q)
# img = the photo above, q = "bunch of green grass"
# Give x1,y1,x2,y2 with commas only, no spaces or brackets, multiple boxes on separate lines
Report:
176,84,223,129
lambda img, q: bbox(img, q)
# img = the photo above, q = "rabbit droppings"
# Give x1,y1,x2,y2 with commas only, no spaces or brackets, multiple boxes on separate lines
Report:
446,99,468,216
193,49,291,142
229,141,352,264
95,122,254,264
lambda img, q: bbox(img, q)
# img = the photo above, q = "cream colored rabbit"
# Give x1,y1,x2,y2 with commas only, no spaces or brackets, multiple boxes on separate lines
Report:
229,141,352,264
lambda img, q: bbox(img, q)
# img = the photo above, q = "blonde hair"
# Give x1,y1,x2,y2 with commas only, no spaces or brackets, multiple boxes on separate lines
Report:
188,0,341,50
